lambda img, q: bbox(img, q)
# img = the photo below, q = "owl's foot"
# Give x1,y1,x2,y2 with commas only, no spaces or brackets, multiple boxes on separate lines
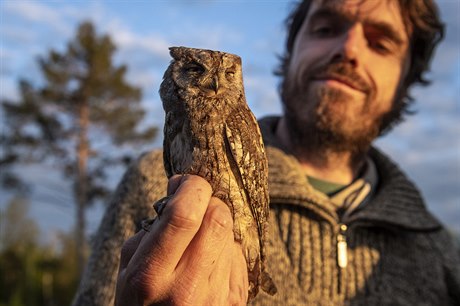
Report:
141,218,155,232
140,196,172,232
153,195,172,218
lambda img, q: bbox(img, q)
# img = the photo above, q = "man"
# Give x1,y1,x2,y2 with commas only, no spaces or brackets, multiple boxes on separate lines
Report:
72,0,460,305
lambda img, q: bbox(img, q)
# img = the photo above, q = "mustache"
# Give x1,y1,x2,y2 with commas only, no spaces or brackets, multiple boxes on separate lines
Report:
307,62,372,94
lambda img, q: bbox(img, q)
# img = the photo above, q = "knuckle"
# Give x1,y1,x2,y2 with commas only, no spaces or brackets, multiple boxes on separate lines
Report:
207,200,233,233
166,200,203,231
124,269,150,298
123,268,168,303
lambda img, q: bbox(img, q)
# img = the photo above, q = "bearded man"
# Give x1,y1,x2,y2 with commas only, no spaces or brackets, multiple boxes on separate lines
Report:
73,0,460,305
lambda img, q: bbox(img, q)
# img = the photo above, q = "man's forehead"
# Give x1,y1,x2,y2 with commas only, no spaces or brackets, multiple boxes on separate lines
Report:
307,0,402,23
306,0,409,42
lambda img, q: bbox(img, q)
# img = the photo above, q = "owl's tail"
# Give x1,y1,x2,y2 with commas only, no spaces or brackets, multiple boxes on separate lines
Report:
261,270,277,296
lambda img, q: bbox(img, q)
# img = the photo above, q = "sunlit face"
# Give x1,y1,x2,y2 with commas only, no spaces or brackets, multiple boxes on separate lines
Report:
282,0,411,152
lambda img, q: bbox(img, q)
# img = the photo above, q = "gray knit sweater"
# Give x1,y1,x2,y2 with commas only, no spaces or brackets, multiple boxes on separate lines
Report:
72,116,460,306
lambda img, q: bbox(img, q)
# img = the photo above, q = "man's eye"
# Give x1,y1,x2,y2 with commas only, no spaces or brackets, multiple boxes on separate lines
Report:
365,29,400,55
373,42,388,52
315,26,332,34
369,39,393,54
310,24,337,37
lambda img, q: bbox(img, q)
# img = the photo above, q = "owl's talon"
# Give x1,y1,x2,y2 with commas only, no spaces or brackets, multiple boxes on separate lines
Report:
141,218,156,232
153,195,172,217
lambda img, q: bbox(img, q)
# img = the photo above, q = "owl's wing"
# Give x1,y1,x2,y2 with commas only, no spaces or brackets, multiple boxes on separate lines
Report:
224,104,269,239
163,110,187,178
163,111,174,178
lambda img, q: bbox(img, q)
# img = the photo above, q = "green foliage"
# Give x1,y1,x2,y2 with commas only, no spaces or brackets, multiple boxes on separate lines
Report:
1,20,157,203
0,198,79,306
1,20,158,274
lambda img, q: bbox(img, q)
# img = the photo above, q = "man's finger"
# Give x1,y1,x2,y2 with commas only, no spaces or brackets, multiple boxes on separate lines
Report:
206,229,234,305
176,197,233,278
128,175,213,277
119,229,146,271
229,243,249,305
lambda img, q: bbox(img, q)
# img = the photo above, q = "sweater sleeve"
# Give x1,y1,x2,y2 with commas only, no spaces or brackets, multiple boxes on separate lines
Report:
445,234,460,305
431,229,460,305
71,150,168,306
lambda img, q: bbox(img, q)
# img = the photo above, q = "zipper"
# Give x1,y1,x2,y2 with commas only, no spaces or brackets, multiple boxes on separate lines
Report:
337,223,348,268
272,197,349,269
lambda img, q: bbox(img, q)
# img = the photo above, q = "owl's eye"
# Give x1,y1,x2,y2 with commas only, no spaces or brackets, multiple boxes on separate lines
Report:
226,70,235,78
184,63,205,74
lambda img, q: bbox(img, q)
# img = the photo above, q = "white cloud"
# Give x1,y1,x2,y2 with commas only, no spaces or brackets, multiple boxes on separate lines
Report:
110,26,171,60
168,23,243,51
3,1,60,24
2,1,71,36
126,69,158,89
0,24,36,45
244,74,281,118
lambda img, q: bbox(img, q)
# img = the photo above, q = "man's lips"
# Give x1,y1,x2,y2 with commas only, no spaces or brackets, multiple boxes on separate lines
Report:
312,74,369,93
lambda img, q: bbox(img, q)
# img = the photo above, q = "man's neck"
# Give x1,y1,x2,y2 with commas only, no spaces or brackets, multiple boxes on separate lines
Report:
276,116,366,185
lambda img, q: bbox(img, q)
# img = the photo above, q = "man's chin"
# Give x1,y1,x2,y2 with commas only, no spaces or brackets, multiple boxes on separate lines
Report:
285,115,375,154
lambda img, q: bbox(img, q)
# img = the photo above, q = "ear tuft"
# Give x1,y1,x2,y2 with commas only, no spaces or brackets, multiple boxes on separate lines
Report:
169,47,183,60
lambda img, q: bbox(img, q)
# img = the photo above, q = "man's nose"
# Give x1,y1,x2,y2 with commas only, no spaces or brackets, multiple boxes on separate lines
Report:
331,23,366,67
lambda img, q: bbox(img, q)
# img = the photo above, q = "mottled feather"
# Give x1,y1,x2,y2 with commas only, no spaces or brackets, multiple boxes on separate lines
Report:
159,46,276,299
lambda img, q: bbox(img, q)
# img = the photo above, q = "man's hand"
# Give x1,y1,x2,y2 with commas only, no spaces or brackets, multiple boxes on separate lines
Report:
115,175,249,306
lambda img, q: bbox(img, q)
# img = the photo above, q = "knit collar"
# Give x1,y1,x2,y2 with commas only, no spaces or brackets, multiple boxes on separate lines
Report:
259,116,441,232
329,157,376,218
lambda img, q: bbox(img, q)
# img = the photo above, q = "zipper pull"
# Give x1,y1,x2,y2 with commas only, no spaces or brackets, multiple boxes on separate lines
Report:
337,224,348,268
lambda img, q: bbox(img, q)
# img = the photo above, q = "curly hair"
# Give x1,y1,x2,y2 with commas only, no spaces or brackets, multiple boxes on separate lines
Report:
276,0,445,134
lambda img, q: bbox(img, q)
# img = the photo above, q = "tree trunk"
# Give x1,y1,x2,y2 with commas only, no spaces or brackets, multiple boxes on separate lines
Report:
75,101,89,275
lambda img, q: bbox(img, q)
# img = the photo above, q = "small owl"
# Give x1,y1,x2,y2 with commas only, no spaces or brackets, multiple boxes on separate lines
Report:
159,46,276,300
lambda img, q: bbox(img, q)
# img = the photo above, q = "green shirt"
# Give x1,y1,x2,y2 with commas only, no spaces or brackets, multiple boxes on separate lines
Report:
307,157,378,218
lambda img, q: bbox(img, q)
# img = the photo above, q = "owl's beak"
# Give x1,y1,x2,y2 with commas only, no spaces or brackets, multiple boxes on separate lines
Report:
211,75,219,94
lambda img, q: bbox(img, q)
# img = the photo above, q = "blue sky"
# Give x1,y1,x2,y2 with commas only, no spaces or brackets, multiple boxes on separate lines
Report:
1,0,459,239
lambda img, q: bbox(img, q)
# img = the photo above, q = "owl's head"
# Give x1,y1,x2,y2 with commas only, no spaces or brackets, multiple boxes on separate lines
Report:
164,46,243,98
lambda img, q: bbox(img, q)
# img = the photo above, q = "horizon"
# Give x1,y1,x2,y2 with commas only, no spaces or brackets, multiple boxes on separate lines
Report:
1,0,459,241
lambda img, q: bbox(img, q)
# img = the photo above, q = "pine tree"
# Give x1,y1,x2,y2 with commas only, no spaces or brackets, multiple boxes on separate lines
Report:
1,21,158,272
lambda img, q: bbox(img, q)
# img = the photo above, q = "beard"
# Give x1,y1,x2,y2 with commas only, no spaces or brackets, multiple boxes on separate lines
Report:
281,62,384,155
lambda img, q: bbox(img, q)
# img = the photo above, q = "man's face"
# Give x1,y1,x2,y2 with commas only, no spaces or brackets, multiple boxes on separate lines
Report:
282,0,411,152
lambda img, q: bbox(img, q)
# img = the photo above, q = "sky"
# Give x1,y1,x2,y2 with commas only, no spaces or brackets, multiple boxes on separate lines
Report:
1,0,459,241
